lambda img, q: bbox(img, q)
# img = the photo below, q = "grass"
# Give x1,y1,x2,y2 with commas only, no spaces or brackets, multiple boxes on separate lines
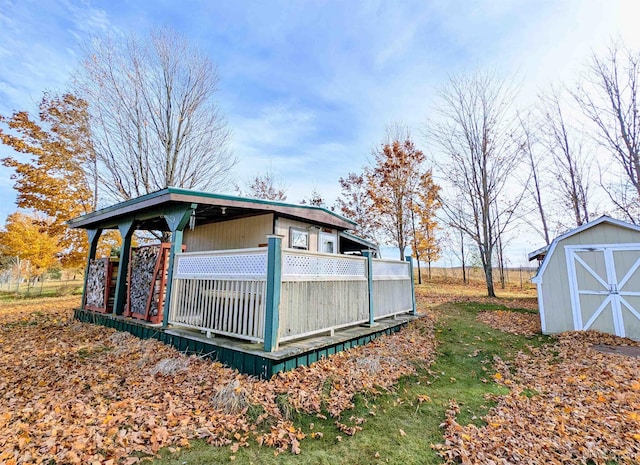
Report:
153,287,549,465
0,279,83,301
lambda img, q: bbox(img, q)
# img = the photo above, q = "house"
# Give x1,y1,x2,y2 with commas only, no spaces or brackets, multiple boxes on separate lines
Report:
531,216,640,341
69,187,417,377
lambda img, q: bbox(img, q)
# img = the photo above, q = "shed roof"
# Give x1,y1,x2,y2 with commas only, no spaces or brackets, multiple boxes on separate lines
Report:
531,215,640,283
68,187,356,231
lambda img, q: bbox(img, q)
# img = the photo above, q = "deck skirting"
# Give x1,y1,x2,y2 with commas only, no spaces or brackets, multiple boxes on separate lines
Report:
73,308,416,378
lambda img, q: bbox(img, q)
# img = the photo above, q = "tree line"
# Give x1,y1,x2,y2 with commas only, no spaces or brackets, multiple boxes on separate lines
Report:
0,26,638,297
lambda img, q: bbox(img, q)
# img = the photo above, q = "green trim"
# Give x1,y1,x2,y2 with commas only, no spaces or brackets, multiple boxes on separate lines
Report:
166,187,355,225
74,308,410,379
264,236,282,352
405,255,417,315
68,189,170,227
69,187,356,228
113,220,135,316
363,250,375,326
162,204,197,327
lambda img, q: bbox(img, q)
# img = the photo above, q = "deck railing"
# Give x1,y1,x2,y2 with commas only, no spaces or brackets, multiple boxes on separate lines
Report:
279,250,369,342
168,239,415,350
371,258,413,318
169,248,268,342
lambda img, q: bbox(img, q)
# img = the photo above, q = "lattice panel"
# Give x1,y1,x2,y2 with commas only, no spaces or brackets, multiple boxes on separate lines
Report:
372,259,410,278
175,252,268,278
85,259,107,309
283,252,366,279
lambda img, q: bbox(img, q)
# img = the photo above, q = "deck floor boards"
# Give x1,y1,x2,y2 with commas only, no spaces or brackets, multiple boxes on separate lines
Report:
165,314,418,361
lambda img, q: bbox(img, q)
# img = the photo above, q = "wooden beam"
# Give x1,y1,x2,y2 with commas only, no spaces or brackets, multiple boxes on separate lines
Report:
113,220,136,315
162,204,198,328
363,250,376,326
264,235,283,352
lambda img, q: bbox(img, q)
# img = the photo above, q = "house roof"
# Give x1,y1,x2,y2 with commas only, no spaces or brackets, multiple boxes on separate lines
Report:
68,187,356,231
531,215,640,283
338,231,379,254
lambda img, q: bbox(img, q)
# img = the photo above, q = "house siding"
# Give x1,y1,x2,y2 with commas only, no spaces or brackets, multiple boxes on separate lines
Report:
275,217,337,252
183,214,274,252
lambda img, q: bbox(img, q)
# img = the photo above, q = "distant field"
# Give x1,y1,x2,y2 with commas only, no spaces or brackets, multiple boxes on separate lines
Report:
413,266,538,290
0,278,84,300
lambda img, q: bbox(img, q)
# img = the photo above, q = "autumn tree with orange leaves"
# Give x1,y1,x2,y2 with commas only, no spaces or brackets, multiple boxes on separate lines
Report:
367,132,440,260
0,93,96,269
0,212,60,280
411,172,441,282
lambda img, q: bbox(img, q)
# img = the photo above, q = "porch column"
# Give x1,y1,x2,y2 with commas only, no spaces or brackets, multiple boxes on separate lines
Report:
81,228,102,308
362,250,376,326
264,235,282,352
162,204,197,328
405,255,417,315
113,220,135,316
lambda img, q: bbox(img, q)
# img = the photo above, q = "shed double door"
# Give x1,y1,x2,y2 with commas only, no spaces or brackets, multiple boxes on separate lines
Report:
566,245,640,338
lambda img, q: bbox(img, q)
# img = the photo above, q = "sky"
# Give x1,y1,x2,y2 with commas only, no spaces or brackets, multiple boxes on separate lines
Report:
0,0,639,265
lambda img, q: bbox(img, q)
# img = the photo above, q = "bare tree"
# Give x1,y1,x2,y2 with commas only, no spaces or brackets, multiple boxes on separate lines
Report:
572,41,640,222
429,71,523,297
335,172,379,242
539,88,591,227
238,169,288,201
77,27,235,202
518,112,552,245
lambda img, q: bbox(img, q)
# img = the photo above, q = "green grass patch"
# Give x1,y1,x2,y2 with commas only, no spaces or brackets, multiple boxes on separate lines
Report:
456,301,538,314
153,300,551,465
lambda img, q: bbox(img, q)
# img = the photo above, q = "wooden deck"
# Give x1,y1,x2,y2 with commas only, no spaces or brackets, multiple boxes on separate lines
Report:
74,309,418,378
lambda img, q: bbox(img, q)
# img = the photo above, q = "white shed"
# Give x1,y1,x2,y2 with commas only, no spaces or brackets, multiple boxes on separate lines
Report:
532,216,640,340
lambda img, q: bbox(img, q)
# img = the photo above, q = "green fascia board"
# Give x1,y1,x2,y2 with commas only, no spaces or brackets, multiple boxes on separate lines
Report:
68,187,356,229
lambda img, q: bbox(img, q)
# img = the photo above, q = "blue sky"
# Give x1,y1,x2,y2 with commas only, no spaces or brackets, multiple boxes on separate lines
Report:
1,0,639,264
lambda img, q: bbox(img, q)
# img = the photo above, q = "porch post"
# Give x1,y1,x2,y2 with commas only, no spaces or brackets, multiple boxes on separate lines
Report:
362,250,376,326
405,255,417,315
81,228,102,308
113,220,135,315
162,204,197,328
264,235,282,352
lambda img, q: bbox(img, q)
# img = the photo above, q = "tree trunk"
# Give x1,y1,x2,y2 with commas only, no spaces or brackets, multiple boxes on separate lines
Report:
460,231,467,285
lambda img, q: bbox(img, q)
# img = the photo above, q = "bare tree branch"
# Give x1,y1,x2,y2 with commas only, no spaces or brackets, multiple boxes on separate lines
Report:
76,27,236,202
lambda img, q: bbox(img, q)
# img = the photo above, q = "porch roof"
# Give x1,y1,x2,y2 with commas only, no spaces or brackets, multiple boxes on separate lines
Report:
68,187,356,231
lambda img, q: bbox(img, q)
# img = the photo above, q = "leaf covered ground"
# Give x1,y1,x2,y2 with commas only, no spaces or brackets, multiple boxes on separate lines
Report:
0,297,435,464
476,309,541,336
436,329,640,464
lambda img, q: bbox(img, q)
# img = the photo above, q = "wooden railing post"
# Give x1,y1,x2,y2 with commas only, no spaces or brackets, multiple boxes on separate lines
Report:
81,228,102,309
362,250,376,326
405,255,417,315
264,235,282,352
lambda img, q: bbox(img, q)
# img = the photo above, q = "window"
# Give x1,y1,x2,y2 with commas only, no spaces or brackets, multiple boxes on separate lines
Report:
319,232,336,254
289,227,309,250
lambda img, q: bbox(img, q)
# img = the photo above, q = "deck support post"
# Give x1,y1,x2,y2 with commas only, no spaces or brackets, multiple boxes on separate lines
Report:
113,220,136,315
363,250,376,326
405,255,417,315
162,204,198,328
81,228,102,309
264,235,283,352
